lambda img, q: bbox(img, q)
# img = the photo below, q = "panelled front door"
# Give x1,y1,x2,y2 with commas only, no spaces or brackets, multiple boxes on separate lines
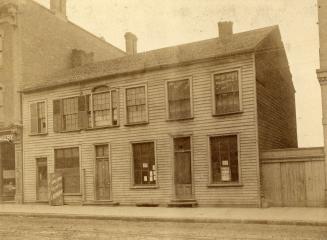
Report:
174,137,192,199
36,158,48,201
95,145,110,200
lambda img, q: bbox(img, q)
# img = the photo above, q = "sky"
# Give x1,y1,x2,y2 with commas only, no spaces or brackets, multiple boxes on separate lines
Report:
36,0,322,147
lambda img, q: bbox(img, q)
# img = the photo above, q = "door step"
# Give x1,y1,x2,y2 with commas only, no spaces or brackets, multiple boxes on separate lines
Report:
168,199,198,208
82,201,119,206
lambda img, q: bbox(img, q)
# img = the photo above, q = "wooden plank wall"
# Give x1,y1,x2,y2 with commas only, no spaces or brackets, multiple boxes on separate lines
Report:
22,54,261,207
261,148,325,207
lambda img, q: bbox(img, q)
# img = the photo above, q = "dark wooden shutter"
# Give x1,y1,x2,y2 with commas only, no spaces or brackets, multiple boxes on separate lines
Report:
53,99,62,132
30,103,38,134
78,95,89,129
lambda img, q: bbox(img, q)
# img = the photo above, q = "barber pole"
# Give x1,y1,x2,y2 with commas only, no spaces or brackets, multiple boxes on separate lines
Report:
49,173,63,206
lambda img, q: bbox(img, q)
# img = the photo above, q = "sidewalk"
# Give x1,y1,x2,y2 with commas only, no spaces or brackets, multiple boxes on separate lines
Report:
0,204,326,226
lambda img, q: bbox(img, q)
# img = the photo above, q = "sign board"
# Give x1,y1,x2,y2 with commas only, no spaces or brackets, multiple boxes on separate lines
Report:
221,166,231,182
0,134,14,142
49,173,64,206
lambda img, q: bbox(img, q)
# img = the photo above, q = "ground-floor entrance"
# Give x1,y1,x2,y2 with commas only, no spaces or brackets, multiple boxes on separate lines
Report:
173,137,193,200
95,145,110,201
36,158,48,202
0,141,15,202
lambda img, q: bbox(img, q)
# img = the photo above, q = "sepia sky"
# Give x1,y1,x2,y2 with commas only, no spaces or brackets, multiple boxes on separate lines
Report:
36,0,321,147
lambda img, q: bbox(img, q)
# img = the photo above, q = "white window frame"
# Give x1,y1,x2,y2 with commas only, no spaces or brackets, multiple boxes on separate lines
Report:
165,77,193,121
130,140,158,189
211,68,243,116
90,88,120,128
124,84,148,125
29,100,48,135
207,133,242,187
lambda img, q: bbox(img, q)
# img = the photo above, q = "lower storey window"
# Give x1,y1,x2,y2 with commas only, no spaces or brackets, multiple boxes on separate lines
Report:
210,135,239,183
132,142,156,185
54,147,80,194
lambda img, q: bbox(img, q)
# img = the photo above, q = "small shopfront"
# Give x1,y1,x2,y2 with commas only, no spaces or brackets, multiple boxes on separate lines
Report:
0,132,16,202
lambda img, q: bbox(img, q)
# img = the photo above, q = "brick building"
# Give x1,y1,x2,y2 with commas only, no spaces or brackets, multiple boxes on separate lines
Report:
0,0,125,203
21,22,297,207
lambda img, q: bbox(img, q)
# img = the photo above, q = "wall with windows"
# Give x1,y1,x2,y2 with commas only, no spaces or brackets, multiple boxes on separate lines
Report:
22,53,262,206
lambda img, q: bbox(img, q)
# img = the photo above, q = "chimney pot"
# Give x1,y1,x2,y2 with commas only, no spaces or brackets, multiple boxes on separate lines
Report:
124,32,137,55
218,21,233,39
50,0,67,19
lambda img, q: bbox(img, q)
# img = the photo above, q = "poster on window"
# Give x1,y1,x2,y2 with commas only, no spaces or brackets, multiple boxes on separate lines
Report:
221,166,231,182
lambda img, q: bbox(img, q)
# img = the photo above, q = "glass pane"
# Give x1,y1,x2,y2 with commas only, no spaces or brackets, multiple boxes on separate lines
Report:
174,137,191,151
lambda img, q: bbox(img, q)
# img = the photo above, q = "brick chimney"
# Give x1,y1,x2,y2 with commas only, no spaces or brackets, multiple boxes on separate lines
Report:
71,49,94,68
50,0,67,19
218,21,233,40
124,32,137,55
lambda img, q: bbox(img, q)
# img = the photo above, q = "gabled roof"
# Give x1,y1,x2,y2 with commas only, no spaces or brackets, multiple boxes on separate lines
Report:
23,25,279,92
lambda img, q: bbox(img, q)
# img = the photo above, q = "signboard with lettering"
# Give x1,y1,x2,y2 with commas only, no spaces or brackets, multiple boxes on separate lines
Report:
0,134,14,142
221,166,231,182
49,173,64,206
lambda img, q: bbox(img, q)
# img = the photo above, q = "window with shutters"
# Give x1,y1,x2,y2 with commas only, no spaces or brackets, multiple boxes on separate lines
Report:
212,70,241,115
209,135,240,184
0,86,3,125
132,142,156,186
166,79,192,120
125,85,147,124
53,95,88,132
30,101,47,134
54,147,80,194
89,87,119,127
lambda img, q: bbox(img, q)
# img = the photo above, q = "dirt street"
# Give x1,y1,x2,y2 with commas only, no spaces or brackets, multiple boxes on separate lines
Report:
0,216,326,240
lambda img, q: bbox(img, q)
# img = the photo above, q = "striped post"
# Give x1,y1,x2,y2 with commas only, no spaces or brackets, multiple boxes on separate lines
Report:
49,173,63,206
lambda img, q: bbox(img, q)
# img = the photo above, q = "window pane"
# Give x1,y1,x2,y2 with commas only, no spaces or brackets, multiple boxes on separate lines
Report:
54,147,80,193
210,135,238,183
214,71,240,114
132,142,156,185
62,97,78,131
37,102,46,133
168,80,191,119
126,87,146,123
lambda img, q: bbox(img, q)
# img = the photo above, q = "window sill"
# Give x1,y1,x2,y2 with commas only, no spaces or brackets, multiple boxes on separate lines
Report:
124,121,149,127
130,185,158,189
29,132,48,137
207,183,243,187
213,111,243,117
63,193,82,196
166,117,194,122
85,125,120,131
58,129,81,133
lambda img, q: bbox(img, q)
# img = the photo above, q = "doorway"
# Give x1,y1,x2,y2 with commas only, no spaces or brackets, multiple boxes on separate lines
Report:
95,145,110,200
0,142,15,202
36,158,48,201
173,137,193,200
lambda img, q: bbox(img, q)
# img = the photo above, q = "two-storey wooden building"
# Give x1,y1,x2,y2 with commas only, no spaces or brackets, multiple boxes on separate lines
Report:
0,0,125,203
21,22,297,207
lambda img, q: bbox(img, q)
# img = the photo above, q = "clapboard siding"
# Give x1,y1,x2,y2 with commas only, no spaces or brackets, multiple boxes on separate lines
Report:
255,48,297,150
22,54,261,206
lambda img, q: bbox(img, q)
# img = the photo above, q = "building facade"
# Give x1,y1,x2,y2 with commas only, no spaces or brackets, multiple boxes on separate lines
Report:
0,0,125,203
22,23,297,207
317,0,327,204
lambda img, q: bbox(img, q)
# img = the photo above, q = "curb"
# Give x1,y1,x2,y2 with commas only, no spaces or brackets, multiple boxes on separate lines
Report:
0,212,326,226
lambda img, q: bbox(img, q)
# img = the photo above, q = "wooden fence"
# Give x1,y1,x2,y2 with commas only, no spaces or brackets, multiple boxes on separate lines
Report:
260,147,326,207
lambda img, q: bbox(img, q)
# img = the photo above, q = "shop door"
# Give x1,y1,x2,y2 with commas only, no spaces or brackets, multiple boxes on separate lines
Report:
0,142,15,201
174,137,192,199
36,158,48,201
95,145,110,200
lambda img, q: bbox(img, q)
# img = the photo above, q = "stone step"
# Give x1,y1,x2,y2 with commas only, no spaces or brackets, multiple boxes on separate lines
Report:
168,200,198,208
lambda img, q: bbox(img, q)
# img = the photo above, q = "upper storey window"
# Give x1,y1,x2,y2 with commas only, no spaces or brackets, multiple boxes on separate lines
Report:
30,101,47,134
89,86,119,127
125,85,148,124
166,79,192,120
0,87,3,125
213,70,242,115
